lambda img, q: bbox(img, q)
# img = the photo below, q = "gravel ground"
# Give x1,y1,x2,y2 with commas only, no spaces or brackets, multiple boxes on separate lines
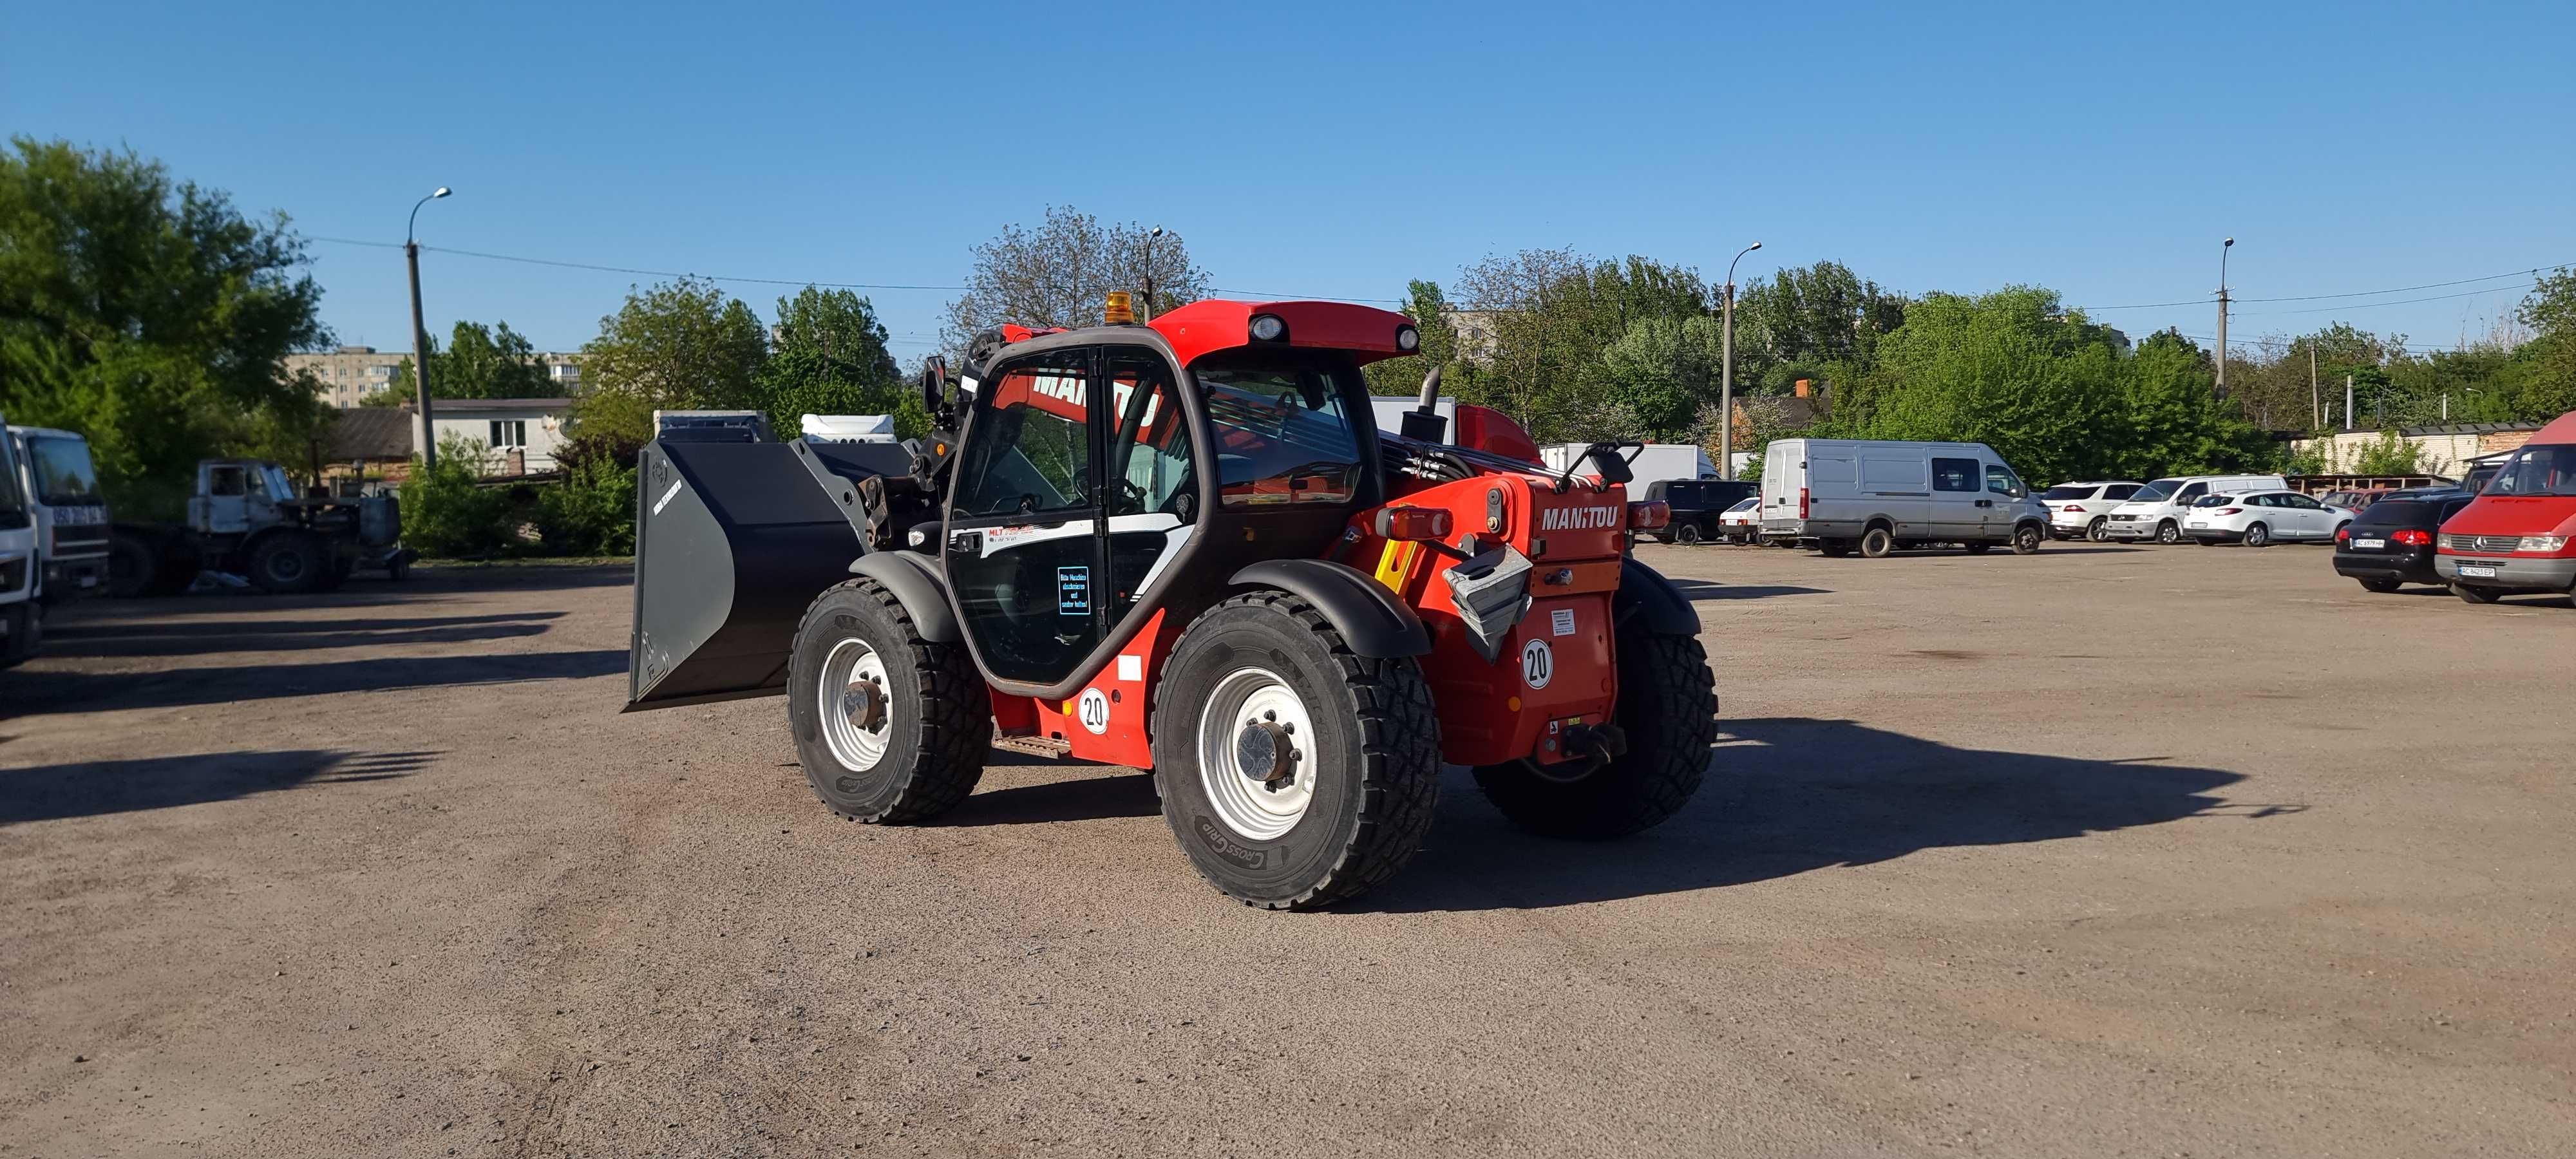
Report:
2,543,2571,1158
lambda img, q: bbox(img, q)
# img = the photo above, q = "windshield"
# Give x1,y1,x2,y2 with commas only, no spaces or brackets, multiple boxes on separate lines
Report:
2485,444,2576,497
0,433,25,518
2192,494,2236,508
2127,479,2181,504
1194,353,1369,508
1726,497,1759,513
2038,485,2093,501
26,435,102,505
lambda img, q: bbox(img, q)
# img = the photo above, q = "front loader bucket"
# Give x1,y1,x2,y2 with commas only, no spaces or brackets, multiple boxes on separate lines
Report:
626,440,882,710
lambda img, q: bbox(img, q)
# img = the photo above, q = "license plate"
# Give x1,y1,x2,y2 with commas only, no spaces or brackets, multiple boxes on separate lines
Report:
2186,521,2207,528
2458,564,2497,578
77,573,98,587
2353,538,2385,549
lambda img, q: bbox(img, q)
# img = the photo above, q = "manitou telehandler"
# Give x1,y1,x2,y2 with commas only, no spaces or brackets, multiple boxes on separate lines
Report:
627,294,1718,909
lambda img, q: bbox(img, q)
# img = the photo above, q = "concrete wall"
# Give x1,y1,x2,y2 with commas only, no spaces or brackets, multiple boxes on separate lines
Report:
2287,429,2528,477
424,407,569,475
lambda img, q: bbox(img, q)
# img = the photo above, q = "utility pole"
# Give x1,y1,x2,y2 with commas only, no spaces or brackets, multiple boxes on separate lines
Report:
2309,346,2319,429
2345,374,2354,432
2215,237,2234,399
1720,241,1762,480
1140,225,1164,321
406,187,452,472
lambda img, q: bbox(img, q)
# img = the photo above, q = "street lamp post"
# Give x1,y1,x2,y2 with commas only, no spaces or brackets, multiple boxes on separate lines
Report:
406,187,452,471
1719,241,1763,480
2215,236,2235,399
1141,225,1165,321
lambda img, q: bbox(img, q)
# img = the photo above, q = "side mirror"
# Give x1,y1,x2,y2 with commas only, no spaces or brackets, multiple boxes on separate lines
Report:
1584,443,1635,485
919,355,949,415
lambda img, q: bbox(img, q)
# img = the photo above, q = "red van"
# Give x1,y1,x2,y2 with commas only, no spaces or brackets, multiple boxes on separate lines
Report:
2435,411,2576,607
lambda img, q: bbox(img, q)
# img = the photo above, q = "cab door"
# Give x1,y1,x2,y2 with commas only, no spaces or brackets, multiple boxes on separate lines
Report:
943,346,1107,688
203,464,251,534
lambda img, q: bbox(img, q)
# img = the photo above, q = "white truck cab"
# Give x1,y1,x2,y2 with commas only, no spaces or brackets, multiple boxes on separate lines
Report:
1759,438,2050,558
0,414,42,665
5,424,112,601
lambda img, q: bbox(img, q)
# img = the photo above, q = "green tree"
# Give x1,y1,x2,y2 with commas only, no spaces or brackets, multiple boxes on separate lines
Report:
574,278,769,442
2350,428,2423,475
0,137,328,514
943,207,1209,347
1446,250,1711,442
2510,268,2576,419
753,287,927,437
369,320,550,405
1732,261,1907,388
1598,313,1726,438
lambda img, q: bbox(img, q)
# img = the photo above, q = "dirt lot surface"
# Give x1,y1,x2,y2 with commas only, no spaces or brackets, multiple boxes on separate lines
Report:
3,544,2571,1157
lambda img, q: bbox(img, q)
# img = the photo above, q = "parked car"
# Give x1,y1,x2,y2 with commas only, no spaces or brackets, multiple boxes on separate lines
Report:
2435,411,2576,606
2102,473,2291,543
1716,496,1761,543
1758,438,2049,557
2318,488,2391,514
2334,489,2474,592
2182,491,2353,546
1642,478,1758,544
2036,480,2143,541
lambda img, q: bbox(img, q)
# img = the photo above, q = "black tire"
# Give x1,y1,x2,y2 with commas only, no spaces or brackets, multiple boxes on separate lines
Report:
247,531,325,594
1475,622,1718,840
1149,591,1440,910
1674,523,1703,545
2452,583,2501,605
1965,543,1992,555
0,602,36,669
2243,523,2270,548
1819,539,1851,558
387,557,412,581
106,531,160,599
2012,523,2043,554
2087,517,2108,543
786,578,990,824
1859,526,1894,558
2357,577,2401,593
2155,520,2181,545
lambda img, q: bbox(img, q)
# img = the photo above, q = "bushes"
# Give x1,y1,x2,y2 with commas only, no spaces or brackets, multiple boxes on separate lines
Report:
397,435,513,557
395,431,636,559
534,458,636,556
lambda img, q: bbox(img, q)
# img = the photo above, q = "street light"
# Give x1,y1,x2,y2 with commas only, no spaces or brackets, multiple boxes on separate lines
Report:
1141,225,1166,321
406,187,453,471
2215,236,2235,398
1719,241,1762,480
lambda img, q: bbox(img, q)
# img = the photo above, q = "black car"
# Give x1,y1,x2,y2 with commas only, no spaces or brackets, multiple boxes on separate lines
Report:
2334,489,2474,592
1644,478,1758,544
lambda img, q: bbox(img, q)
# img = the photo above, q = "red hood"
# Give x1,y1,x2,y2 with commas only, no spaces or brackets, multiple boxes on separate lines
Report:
2442,495,2576,538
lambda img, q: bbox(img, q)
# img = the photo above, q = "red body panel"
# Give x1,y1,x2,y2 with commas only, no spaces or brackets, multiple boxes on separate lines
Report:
2438,415,2576,554
1148,300,1416,368
1451,405,1544,464
1002,609,1175,768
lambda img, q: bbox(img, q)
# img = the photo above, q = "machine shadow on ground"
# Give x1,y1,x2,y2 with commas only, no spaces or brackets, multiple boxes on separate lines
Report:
40,612,566,658
0,650,627,718
1358,716,2268,913
1663,579,1832,601
0,749,436,825
941,764,1162,826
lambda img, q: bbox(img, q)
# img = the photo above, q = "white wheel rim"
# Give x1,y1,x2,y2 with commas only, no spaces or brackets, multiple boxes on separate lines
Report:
1197,666,1318,841
818,637,893,772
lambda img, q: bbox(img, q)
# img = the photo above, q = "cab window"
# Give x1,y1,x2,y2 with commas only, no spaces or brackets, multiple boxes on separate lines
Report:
2175,482,2208,502
209,465,248,497
1195,352,1368,508
952,353,1095,518
2104,484,2141,500
1985,466,2025,497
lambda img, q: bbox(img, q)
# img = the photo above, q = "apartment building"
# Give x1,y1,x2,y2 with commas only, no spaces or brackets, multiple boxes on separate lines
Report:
286,346,585,409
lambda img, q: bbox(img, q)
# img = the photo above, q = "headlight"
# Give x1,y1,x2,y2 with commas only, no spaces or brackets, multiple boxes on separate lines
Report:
2519,534,2568,552
1248,314,1288,342
1395,325,1419,352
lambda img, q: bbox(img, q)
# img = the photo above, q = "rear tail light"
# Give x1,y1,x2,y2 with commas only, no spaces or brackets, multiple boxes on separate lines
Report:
2213,507,2242,516
2391,529,2431,547
1798,487,1811,519
1374,505,1454,542
1626,501,1671,532
2063,504,2086,513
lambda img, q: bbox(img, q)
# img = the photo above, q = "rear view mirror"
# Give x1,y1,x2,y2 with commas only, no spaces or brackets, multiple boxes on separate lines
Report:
1584,444,1635,485
919,355,949,415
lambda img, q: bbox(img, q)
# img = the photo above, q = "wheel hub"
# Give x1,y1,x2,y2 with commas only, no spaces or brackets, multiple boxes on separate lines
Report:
818,637,895,772
1198,668,1318,840
1235,719,1297,784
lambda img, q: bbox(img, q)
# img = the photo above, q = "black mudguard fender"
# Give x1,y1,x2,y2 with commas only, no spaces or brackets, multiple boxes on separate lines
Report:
1229,559,1431,659
1615,558,1700,636
849,549,960,644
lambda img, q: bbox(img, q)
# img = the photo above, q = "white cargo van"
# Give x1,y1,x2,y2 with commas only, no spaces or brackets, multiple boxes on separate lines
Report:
1758,438,2050,558
2100,473,2289,543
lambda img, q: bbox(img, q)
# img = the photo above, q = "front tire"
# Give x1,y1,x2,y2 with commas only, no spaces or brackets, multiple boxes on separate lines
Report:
247,531,325,594
787,578,990,823
1150,592,1440,910
2155,520,2181,545
1475,621,1718,840
2012,523,2043,554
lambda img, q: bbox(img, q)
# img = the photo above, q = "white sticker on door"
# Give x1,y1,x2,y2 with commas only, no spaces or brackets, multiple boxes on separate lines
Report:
1550,608,1577,637
1520,638,1555,690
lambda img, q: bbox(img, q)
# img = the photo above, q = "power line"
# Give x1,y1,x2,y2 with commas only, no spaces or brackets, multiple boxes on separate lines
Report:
2256,281,2537,316
309,235,969,292
2069,260,2563,312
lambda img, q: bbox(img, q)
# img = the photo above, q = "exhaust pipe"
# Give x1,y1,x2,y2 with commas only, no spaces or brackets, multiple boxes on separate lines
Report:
1398,364,1448,443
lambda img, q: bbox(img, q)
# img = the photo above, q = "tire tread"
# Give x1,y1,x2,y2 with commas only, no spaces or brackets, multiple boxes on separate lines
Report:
793,577,989,824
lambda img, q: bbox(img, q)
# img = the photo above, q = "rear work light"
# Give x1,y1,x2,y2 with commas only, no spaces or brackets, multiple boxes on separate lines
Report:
1395,325,1420,352
1374,505,1454,542
1248,313,1288,342
2391,529,2432,547
1626,501,1671,532
1799,487,1811,519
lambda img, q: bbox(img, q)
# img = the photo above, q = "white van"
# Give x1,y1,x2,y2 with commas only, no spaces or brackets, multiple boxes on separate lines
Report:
1759,438,2051,557
2101,474,2290,543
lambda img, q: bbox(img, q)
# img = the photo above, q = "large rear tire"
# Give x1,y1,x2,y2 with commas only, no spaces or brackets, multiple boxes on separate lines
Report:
1674,523,1703,545
1475,620,1718,840
1150,591,1441,910
1859,526,1894,558
787,578,990,823
0,603,37,669
247,531,325,594
2087,517,2108,542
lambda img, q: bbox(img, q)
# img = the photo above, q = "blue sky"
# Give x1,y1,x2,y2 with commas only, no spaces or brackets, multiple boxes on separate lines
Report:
8,0,2572,363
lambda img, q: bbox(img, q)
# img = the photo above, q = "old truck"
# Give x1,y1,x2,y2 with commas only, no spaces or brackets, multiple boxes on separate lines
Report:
626,293,1721,909
4,424,114,603
0,413,39,666
109,459,408,597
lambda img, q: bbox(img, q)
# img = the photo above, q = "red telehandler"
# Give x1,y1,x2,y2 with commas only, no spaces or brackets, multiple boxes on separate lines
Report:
627,294,1718,908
